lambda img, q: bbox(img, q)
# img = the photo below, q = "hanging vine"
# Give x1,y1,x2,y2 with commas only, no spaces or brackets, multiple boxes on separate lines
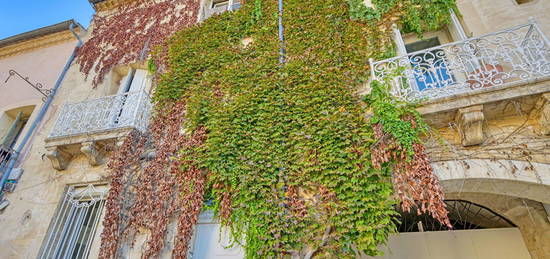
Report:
97,0,457,258
99,130,146,259
75,0,200,87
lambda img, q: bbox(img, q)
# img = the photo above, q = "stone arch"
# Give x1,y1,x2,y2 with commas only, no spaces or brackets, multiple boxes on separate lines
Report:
431,158,550,204
443,192,550,259
431,159,550,258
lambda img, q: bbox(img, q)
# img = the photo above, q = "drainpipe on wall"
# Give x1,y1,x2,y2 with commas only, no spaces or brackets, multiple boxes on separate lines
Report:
0,21,85,200
278,0,286,64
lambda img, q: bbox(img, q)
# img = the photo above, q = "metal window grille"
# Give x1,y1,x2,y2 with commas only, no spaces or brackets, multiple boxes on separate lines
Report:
37,184,107,259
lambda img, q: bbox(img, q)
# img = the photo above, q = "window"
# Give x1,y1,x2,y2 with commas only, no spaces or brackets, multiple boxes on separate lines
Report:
202,0,241,20
212,0,229,8
38,184,107,259
189,212,244,258
108,68,151,127
1,111,29,150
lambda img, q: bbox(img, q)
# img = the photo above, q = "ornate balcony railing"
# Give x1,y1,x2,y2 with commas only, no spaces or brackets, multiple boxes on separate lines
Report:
370,22,550,101
48,91,151,139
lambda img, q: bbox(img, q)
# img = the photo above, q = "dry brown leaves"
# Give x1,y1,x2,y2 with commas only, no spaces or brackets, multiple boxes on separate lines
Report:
76,0,200,87
99,130,146,259
99,100,208,259
371,122,452,228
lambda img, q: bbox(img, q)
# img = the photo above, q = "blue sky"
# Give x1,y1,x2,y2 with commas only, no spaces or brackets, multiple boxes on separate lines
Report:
0,0,95,39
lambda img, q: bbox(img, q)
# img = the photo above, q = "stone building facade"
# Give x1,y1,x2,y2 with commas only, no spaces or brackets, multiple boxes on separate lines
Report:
0,0,549,258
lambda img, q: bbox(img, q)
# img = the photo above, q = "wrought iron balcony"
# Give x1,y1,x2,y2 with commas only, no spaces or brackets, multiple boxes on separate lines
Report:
49,91,151,139
370,22,550,102
45,91,151,170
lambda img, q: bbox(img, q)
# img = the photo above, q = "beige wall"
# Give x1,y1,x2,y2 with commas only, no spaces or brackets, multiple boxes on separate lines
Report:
0,38,77,153
458,0,550,36
0,33,83,257
0,22,153,258
0,40,76,112
369,228,531,259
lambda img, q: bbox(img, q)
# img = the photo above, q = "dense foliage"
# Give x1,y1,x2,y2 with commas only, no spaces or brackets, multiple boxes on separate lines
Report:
131,0,457,258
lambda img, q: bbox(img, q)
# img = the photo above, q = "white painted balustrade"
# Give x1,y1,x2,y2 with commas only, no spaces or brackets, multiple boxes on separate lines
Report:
49,91,151,138
370,22,550,101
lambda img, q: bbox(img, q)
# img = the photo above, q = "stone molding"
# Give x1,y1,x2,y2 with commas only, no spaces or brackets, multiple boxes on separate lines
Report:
44,127,134,170
0,31,76,59
434,158,550,204
94,0,139,12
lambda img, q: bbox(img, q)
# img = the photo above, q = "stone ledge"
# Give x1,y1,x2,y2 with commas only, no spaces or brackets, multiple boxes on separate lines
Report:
44,127,135,170
418,77,550,116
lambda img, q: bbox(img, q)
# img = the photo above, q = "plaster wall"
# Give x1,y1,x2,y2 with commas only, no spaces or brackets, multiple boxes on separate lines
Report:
0,40,76,112
368,228,532,259
458,0,550,37
445,193,550,259
0,38,77,154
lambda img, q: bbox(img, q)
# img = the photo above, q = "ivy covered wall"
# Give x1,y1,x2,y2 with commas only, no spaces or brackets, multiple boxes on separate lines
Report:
99,0,457,258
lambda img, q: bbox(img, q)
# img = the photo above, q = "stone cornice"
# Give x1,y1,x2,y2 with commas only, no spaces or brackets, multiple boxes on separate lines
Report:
0,30,77,59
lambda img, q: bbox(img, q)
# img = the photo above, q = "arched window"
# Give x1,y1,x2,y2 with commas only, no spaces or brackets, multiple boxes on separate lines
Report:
396,200,516,232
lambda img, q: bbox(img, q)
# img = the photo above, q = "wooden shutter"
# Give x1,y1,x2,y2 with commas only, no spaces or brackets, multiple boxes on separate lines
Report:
1,111,24,149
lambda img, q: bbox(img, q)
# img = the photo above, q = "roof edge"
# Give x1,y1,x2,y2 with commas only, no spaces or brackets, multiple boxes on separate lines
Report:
0,20,83,49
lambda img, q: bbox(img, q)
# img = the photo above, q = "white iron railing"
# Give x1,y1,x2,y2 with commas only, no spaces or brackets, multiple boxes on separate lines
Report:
49,91,151,138
370,21,550,101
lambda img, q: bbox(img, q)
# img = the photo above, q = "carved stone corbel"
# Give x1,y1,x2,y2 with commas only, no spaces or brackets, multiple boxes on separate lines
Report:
455,105,485,146
81,141,102,166
537,93,550,135
45,146,72,171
